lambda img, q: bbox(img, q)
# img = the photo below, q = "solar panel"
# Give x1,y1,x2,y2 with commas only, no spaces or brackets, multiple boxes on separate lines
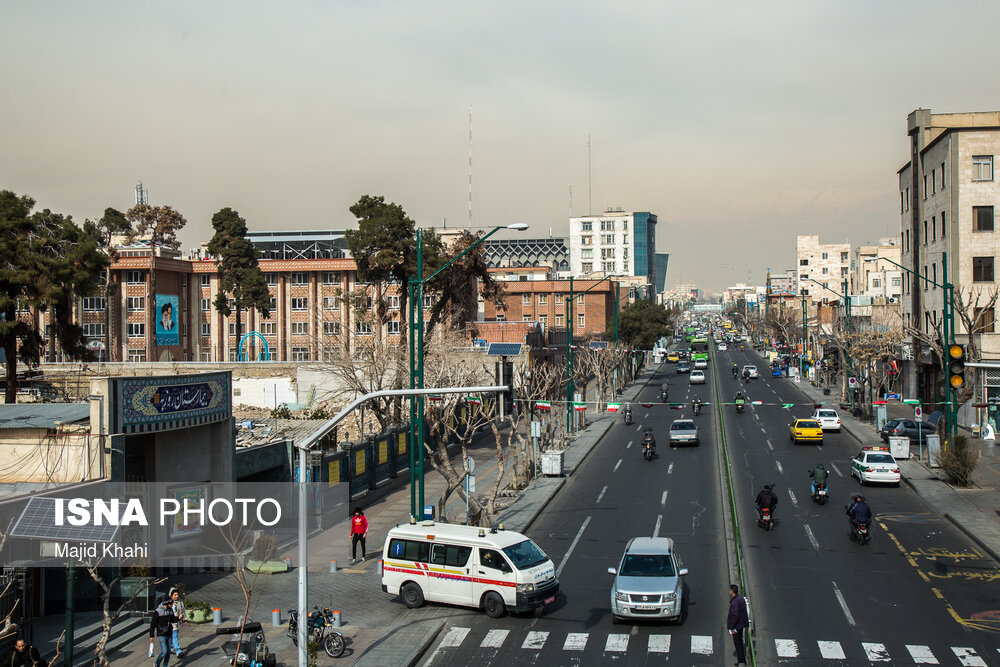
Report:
588,341,609,349
486,342,523,357
11,497,120,543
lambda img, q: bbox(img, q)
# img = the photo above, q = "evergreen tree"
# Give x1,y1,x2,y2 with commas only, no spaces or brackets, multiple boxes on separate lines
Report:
206,207,270,359
95,208,131,360
616,299,671,350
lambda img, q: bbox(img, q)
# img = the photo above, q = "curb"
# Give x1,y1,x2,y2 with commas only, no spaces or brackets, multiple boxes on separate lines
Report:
943,512,1000,565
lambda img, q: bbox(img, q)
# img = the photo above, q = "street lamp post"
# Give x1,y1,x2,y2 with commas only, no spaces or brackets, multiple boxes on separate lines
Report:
408,223,528,519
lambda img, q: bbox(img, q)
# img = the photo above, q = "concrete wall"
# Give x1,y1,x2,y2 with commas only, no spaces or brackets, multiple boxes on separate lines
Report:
0,429,101,484
233,377,297,409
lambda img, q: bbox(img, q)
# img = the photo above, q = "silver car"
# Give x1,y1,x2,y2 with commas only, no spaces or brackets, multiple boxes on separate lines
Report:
609,537,688,623
669,419,699,447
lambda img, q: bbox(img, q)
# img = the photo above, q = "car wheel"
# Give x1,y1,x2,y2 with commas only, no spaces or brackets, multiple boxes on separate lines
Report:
401,582,424,609
483,591,506,619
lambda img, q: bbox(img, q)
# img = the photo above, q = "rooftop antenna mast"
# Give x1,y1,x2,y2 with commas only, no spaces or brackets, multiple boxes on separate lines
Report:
468,105,473,227
135,180,148,206
587,135,592,215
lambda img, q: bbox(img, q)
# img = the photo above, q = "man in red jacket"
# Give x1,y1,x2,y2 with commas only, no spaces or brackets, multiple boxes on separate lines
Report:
350,507,368,565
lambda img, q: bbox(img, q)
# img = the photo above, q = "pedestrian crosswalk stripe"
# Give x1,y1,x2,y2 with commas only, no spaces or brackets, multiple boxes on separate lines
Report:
691,635,713,655
441,627,469,648
775,639,798,657
563,633,588,651
906,644,939,664
522,631,548,650
863,642,890,661
480,629,508,649
818,641,846,659
953,647,987,666
605,634,629,652
647,635,671,653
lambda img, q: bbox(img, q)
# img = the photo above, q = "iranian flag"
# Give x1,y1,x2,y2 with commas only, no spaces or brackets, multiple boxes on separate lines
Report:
536,400,551,411
465,396,482,405
752,400,764,405
641,403,653,408
574,402,587,412
607,403,622,413
427,395,443,403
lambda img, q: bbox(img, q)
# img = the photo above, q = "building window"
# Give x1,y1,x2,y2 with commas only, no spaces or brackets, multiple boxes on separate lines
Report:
602,262,616,272
291,322,309,335
126,270,145,285
127,322,145,338
941,211,946,236
622,220,629,230
581,249,593,259
539,314,548,326
291,297,308,311
126,349,146,362
201,298,211,312
269,296,277,312
355,320,372,335
601,220,614,231
127,296,145,312
291,347,310,362
387,295,400,310
974,206,994,232
799,259,808,266
905,187,910,210
601,234,614,245
538,294,548,305
322,296,338,310
581,236,592,246
931,215,936,241
922,219,927,243
974,307,996,333
554,313,564,326
522,294,531,305
291,272,307,286
387,320,401,335
900,191,905,214
82,297,105,311
201,322,211,337
821,253,828,260
201,274,211,287
260,322,276,336
264,273,277,286
581,221,592,231
931,168,936,194
841,267,848,277
891,277,901,287
840,252,848,262
322,272,339,285
581,263,593,273
577,294,584,304
932,263,938,286
555,294,564,304
940,162,946,189
905,230,910,251
973,257,995,282
323,321,339,336
822,268,828,275
322,347,338,362
601,248,615,259
872,278,881,289
923,174,928,199
973,155,994,182
82,323,105,338
578,313,585,327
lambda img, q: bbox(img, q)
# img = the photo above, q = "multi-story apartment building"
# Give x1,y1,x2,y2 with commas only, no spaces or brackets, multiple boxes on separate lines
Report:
851,238,902,302
899,108,1000,404
481,279,622,339
796,235,851,304
568,209,657,288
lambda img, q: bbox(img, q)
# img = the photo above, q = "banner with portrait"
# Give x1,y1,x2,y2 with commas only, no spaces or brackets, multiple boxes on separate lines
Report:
155,294,179,346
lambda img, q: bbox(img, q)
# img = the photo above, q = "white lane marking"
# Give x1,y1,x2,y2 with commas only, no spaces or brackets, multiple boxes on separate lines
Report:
766,440,774,451
613,458,622,472
667,462,674,475
832,581,856,626
480,629,508,648
604,634,629,652
906,644,939,663
440,626,469,647
556,516,591,578
775,639,799,657
830,462,844,478
761,427,766,433
647,635,671,653
952,647,986,666
661,490,668,506
522,631,549,650
775,460,783,474
862,642,890,661
788,489,798,506
818,641,846,659
804,523,819,550
653,514,663,537
636,424,642,431
627,440,632,449
596,486,607,503
563,633,588,651
754,413,760,421
691,635,713,655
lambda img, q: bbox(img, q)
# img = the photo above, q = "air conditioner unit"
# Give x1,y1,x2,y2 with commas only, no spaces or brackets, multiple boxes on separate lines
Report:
888,297,898,304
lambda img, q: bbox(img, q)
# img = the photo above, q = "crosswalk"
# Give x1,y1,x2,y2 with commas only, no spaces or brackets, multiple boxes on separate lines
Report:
430,626,997,664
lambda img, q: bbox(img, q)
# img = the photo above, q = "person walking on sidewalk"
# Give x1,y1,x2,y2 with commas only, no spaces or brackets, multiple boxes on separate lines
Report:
168,587,186,658
6,637,42,667
350,507,368,565
727,584,749,665
149,599,179,667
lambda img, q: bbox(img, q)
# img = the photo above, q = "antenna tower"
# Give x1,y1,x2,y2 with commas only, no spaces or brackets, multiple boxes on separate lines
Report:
135,181,148,206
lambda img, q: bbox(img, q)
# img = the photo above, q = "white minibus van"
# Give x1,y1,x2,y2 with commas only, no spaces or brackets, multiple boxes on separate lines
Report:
381,521,559,618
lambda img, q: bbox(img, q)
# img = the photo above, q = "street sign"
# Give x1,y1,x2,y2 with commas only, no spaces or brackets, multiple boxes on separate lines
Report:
530,421,540,438
848,377,858,388
914,406,922,420
466,457,475,475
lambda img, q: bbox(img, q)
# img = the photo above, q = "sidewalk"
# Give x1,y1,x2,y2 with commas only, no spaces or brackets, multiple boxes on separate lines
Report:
793,375,1000,564
82,364,658,667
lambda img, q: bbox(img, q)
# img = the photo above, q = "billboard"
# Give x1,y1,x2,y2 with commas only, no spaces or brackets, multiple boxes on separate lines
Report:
155,294,179,346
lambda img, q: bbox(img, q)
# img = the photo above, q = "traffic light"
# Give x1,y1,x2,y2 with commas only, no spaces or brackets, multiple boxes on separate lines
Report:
948,344,966,389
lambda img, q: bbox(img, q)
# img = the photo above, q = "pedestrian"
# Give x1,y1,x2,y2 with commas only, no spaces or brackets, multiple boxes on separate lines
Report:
6,637,42,667
727,584,749,666
149,599,178,667
350,507,368,565
168,587,186,658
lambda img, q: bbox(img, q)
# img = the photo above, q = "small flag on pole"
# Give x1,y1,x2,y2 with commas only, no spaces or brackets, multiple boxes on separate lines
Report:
641,403,653,408
607,403,621,413
465,396,482,406
781,403,794,409
903,399,921,405
535,400,551,411
428,395,443,403
752,401,763,405
574,402,587,412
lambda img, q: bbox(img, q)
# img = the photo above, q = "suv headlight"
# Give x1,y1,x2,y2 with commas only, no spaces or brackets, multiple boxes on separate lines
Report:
663,592,676,601
516,583,534,593
614,590,628,601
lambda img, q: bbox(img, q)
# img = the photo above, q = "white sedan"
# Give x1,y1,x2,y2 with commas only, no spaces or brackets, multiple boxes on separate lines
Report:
851,447,901,486
812,409,842,432
689,370,706,384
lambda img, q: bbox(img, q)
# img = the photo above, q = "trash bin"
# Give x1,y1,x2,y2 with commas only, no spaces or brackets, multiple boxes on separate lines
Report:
423,504,435,520
888,436,910,460
540,450,564,477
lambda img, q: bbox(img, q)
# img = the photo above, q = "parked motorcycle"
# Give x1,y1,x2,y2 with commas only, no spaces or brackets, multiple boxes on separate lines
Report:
287,607,345,658
757,506,774,531
811,482,828,505
215,621,276,667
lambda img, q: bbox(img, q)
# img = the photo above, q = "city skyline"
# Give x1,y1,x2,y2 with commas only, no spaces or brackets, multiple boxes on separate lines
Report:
3,1,999,289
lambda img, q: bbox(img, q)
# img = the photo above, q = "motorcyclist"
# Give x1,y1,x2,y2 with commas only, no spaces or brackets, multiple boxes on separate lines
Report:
641,429,656,449
659,383,669,399
755,484,777,523
732,363,739,378
847,494,872,532
623,402,633,424
742,367,751,382
809,463,828,497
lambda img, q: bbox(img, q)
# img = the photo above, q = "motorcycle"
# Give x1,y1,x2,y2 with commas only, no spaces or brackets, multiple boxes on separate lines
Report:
731,367,738,379
641,432,655,461
287,607,345,658
693,402,702,416
659,390,668,402
215,621,276,667
757,506,774,531
623,410,633,425
851,521,870,545
735,401,745,414
811,482,828,505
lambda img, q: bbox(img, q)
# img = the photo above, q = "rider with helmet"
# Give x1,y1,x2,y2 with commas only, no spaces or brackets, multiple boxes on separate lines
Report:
809,463,828,497
846,494,872,532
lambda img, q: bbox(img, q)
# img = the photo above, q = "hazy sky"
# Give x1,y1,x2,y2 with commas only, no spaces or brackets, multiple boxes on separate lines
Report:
3,1,999,290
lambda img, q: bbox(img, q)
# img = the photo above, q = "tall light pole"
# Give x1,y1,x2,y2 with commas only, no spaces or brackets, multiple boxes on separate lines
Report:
408,222,528,519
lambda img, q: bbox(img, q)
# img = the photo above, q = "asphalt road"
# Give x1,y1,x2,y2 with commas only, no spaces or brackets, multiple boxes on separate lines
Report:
416,341,1000,666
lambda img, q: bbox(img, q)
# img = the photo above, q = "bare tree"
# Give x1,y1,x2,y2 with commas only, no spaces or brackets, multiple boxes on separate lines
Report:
953,285,1000,404
85,564,165,667
846,309,904,418
216,525,276,664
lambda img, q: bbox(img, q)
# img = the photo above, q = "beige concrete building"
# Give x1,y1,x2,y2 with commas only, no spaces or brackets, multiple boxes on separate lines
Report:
796,235,851,304
852,238,903,302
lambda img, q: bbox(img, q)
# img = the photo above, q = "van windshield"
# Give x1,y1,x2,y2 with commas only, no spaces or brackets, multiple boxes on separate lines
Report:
502,539,548,570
